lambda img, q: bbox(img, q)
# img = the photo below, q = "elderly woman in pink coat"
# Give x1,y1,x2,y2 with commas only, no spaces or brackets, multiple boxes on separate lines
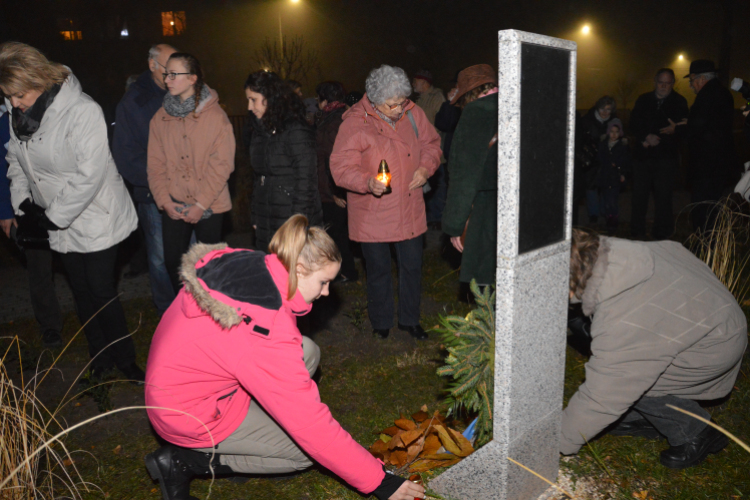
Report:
330,65,442,340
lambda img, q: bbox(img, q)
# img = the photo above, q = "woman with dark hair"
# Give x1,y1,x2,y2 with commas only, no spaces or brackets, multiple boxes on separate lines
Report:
0,42,143,382
563,228,746,469
245,70,323,251
314,81,358,282
441,64,498,287
148,53,235,293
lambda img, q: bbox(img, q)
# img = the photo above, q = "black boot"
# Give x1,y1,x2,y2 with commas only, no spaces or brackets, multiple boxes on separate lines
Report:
145,445,233,500
659,424,729,469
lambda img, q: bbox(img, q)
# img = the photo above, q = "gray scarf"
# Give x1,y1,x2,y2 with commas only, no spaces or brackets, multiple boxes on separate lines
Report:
163,85,211,118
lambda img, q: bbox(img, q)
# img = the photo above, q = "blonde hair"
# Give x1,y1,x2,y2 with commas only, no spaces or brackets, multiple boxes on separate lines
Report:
0,42,70,96
570,228,600,300
268,214,342,300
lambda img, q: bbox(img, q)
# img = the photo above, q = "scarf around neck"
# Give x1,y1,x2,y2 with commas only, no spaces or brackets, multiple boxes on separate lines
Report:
163,84,211,118
12,84,62,141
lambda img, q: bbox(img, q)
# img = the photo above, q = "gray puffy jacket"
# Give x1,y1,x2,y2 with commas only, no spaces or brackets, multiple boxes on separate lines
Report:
561,237,747,454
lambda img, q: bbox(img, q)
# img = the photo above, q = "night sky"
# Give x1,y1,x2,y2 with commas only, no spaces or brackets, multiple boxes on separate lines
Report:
1,0,749,115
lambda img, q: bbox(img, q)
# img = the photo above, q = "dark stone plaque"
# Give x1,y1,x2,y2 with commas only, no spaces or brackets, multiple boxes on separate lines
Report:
518,44,569,254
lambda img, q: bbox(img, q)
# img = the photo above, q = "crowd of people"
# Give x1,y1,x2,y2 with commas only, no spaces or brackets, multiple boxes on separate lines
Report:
0,39,747,499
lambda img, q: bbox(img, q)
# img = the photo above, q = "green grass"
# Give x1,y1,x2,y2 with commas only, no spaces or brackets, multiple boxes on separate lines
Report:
1,237,749,499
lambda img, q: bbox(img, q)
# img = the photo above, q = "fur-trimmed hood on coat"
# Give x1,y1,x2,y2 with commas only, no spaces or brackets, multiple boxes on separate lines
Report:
178,243,310,331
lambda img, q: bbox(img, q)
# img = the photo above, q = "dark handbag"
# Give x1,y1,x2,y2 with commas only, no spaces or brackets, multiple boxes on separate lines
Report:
13,214,50,250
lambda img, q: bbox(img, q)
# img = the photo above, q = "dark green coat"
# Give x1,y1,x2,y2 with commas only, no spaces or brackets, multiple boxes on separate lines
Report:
442,93,498,285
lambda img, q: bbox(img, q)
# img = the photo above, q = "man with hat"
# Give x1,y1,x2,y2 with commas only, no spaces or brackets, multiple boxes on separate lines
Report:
413,69,447,227
685,59,737,233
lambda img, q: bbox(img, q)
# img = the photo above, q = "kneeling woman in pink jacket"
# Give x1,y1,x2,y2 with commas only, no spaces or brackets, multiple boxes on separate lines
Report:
144,214,424,500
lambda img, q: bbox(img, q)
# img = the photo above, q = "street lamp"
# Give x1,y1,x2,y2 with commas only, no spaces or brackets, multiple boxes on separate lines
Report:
279,0,300,52
678,54,684,61
581,24,591,35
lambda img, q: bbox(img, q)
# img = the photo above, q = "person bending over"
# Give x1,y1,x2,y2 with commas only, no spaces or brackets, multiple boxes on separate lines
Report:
562,229,746,469
144,214,425,500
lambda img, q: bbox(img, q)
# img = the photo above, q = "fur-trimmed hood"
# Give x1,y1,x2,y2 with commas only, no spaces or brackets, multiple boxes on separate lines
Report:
178,243,310,330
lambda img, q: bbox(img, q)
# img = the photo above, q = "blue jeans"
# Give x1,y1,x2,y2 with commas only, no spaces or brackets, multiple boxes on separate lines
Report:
585,188,599,218
138,202,175,314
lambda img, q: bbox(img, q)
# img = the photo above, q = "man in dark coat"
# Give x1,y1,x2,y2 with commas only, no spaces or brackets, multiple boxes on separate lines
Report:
685,59,737,233
111,44,177,314
629,68,689,239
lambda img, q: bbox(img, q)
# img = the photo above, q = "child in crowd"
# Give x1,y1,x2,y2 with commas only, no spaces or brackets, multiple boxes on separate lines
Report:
596,118,631,235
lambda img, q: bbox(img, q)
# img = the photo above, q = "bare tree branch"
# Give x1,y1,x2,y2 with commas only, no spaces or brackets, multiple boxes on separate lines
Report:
254,35,320,85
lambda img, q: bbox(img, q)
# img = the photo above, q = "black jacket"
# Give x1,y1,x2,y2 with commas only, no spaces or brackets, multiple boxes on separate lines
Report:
576,107,617,188
314,106,346,203
686,78,737,182
111,71,167,204
434,101,462,160
629,90,689,161
249,117,323,248
597,139,632,189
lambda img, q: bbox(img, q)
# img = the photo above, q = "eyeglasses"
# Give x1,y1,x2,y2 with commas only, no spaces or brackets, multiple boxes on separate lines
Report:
384,98,409,111
154,59,168,71
162,72,191,80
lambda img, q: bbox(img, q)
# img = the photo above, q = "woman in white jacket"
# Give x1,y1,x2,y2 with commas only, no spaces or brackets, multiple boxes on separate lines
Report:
0,42,145,383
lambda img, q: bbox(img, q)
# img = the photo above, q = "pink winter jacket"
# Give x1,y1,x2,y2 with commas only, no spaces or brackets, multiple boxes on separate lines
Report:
329,95,442,242
145,244,384,494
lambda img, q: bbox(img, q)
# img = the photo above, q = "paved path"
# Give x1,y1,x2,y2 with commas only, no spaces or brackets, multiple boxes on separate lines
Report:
0,189,692,325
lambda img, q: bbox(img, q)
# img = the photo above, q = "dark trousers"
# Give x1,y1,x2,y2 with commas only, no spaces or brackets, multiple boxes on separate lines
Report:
622,395,710,446
322,202,358,280
58,245,136,371
25,247,63,335
631,157,677,239
690,178,727,235
360,235,423,330
162,212,224,293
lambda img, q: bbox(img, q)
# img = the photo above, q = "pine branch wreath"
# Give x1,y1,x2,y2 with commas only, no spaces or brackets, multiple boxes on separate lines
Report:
436,280,495,446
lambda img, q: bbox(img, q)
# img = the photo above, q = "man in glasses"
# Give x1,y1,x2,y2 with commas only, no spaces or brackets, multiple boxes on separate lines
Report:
111,44,177,315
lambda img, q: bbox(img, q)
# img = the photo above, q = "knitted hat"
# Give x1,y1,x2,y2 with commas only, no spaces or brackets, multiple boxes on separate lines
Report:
606,118,624,138
414,69,433,84
451,64,497,104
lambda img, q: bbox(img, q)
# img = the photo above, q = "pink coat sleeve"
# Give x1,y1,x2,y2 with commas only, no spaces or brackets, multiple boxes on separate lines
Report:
329,121,371,195
236,331,385,494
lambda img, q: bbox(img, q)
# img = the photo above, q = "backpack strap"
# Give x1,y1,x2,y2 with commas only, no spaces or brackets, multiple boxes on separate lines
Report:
406,110,419,139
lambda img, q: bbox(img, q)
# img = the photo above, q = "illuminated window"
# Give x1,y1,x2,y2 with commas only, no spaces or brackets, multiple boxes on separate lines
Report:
161,11,186,36
60,31,83,41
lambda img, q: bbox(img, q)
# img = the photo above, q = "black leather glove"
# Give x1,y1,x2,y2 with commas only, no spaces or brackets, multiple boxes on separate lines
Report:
370,469,407,500
19,198,60,230
37,212,61,230
19,198,46,220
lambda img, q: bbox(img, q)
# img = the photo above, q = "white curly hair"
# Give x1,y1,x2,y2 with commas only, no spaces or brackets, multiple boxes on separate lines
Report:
365,65,412,105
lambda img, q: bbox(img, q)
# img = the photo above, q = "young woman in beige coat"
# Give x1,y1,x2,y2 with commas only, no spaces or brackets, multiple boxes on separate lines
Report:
147,53,235,293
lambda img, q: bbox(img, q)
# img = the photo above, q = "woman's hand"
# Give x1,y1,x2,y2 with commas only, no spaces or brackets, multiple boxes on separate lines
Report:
368,177,388,197
163,201,184,221
409,167,429,190
450,235,464,253
182,205,205,224
333,195,347,208
388,480,425,500
1,218,17,238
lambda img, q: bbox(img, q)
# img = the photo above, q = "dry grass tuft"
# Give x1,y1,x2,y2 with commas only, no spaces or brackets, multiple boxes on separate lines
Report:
0,336,93,499
685,196,750,304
